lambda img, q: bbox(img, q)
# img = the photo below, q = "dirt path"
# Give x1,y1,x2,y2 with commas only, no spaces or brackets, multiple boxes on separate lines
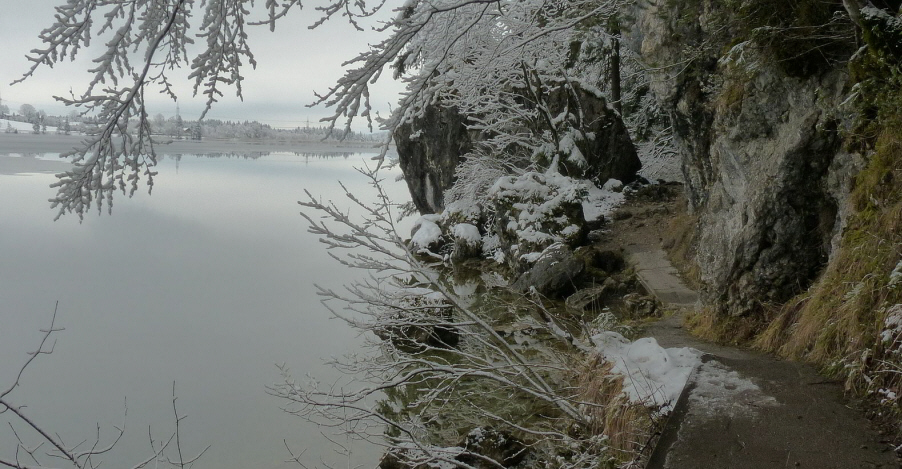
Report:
643,306,897,468
601,186,898,468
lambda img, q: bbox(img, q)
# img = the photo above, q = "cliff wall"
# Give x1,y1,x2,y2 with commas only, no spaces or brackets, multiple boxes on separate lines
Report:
631,0,863,317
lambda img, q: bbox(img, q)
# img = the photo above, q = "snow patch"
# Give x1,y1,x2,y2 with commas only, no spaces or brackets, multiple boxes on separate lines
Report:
582,180,625,223
451,223,481,245
1,118,57,133
688,360,779,418
410,215,443,250
592,331,701,411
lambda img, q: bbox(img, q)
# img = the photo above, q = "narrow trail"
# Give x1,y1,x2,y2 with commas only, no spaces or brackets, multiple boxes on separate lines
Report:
625,246,898,469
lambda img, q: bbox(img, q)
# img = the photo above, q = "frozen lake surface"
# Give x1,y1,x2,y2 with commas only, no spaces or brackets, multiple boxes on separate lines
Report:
0,149,407,469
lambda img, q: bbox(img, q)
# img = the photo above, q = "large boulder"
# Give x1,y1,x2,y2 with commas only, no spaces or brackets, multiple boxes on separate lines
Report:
542,81,642,184
394,85,641,216
394,105,474,214
511,244,585,298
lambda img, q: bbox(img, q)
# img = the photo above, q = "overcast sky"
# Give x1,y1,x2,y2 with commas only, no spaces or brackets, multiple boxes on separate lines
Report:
0,0,404,132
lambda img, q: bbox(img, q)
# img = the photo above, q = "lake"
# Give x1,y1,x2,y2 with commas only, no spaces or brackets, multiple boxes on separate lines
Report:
0,149,409,469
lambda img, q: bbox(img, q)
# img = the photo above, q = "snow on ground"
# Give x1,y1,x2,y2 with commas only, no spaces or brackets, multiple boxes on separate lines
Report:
583,179,625,223
593,331,701,412
1,118,59,133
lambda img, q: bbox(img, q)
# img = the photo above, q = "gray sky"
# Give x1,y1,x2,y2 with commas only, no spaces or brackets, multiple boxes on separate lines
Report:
0,0,404,132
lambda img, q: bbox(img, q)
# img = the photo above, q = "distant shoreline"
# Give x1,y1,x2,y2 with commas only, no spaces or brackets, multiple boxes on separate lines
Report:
0,132,387,155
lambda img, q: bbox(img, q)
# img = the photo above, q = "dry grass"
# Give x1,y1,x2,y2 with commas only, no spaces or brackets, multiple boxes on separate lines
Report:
661,205,702,290
574,355,656,464
754,122,902,400
686,306,766,345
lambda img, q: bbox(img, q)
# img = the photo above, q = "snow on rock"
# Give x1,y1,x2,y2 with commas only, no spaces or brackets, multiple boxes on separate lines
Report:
582,180,626,224
443,199,482,225
451,223,481,245
592,331,701,411
410,215,443,251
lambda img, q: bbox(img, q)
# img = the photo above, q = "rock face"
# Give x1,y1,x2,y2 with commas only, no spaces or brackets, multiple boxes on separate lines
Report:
631,0,861,316
394,87,641,217
544,82,642,184
394,105,474,214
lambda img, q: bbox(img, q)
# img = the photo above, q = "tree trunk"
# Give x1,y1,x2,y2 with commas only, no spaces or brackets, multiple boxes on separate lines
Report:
610,35,622,115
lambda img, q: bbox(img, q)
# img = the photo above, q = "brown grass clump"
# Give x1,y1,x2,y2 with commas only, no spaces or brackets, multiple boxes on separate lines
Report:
661,202,702,290
685,306,767,345
574,354,657,464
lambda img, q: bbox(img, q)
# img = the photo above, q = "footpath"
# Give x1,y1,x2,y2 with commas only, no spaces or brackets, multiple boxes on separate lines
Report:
625,245,898,468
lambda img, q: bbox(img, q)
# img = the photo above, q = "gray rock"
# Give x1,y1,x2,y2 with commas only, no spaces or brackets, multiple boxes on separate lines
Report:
630,3,860,317
621,292,659,319
511,245,585,298
543,81,642,184
394,104,474,214
565,284,611,313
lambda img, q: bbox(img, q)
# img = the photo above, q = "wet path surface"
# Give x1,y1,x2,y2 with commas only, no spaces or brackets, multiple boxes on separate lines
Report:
628,249,898,469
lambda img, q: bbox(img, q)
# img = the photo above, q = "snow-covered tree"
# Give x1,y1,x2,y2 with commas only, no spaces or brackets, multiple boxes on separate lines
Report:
15,0,631,219
18,103,37,123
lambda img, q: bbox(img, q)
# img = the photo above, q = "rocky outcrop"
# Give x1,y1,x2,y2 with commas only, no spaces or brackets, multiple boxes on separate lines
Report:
632,0,861,316
542,82,643,184
394,85,642,217
394,105,474,214
511,244,586,298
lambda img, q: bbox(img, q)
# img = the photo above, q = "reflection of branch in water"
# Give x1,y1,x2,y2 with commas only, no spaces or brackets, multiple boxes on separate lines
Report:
293,152,353,161
0,302,209,469
158,151,358,161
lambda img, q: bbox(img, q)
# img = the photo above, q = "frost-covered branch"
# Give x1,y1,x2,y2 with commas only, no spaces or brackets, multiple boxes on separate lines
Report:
279,166,634,467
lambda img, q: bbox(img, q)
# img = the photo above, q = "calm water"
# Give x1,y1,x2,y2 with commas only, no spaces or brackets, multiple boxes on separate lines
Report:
0,149,408,469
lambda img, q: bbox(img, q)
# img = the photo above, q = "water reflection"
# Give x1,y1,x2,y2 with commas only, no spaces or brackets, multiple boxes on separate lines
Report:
0,150,406,469
0,154,72,175
162,151,357,162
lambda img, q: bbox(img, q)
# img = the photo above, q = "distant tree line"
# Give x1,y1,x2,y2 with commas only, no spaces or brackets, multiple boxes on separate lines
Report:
3,104,382,142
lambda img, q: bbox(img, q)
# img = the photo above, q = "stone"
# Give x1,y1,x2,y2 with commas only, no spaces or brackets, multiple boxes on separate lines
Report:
455,427,527,468
511,244,585,298
394,104,474,214
565,285,611,313
450,222,483,261
543,81,643,184
621,292,659,319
